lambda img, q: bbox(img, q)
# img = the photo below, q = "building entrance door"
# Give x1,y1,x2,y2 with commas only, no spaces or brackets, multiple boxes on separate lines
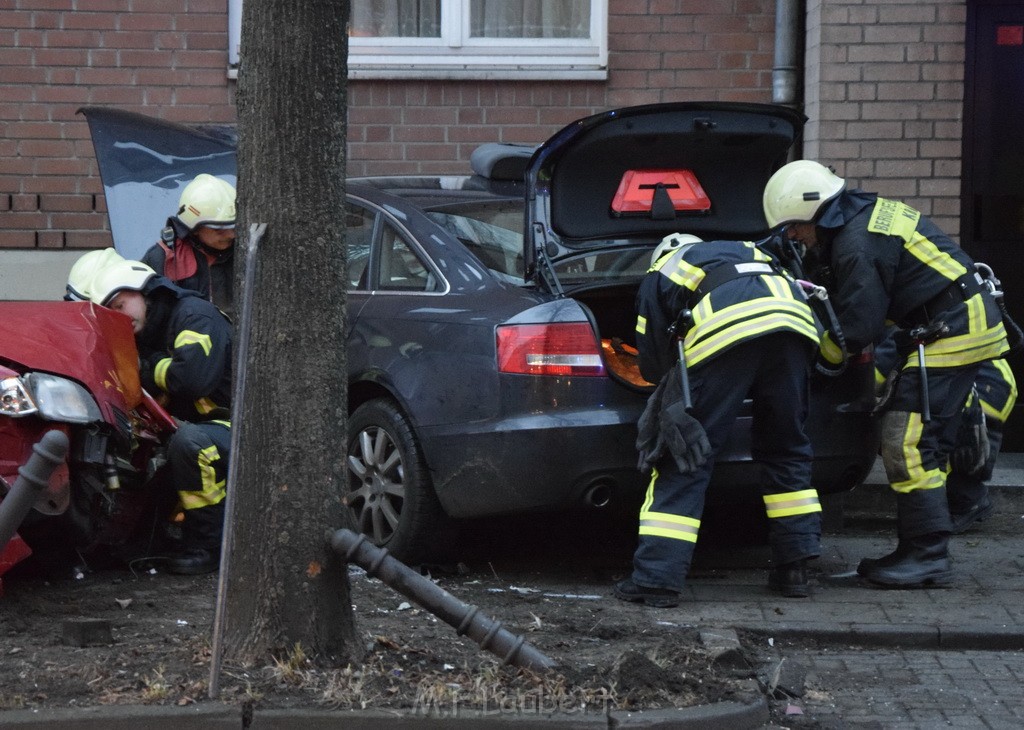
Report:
962,0,1024,447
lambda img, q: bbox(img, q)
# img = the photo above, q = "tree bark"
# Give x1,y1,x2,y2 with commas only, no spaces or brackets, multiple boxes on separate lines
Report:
221,0,356,666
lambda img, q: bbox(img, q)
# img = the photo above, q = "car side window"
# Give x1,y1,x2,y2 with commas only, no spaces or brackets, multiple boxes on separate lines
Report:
345,203,375,289
379,225,437,292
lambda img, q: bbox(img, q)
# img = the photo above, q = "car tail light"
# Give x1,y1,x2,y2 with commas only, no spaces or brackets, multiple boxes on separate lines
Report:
496,323,605,376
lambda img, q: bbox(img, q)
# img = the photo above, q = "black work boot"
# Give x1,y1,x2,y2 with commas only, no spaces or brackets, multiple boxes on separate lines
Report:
768,559,809,598
166,547,220,575
857,533,952,587
859,488,954,587
613,578,681,608
950,496,994,534
166,505,223,575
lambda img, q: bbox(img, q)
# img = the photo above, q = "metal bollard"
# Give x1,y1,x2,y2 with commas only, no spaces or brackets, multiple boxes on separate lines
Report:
331,528,558,672
0,430,70,550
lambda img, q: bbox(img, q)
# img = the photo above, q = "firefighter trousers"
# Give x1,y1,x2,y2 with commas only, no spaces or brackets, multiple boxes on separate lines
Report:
879,362,980,536
167,419,231,551
630,334,820,592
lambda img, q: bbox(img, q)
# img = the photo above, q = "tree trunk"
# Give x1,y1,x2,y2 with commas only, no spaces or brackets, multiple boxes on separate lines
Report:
220,0,356,666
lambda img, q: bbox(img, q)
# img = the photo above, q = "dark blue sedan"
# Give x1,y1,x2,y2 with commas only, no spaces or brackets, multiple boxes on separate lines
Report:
82,103,880,561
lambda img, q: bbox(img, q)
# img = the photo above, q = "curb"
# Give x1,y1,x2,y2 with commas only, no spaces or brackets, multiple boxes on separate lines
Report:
0,699,770,730
741,622,1024,651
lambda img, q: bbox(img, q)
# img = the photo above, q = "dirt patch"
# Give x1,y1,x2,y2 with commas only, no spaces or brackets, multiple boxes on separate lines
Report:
0,512,768,717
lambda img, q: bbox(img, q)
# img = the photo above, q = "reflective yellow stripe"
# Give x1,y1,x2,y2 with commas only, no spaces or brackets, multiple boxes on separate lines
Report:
194,397,217,415
154,356,172,391
763,489,822,518
746,240,773,262
179,444,227,510
636,314,647,336
819,331,844,364
638,511,700,543
967,293,985,334
982,359,1018,422
904,232,967,280
762,274,791,299
666,258,704,291
918,322,1008,366
868,199,968,281
684,299,818,366
174,330,213,356
891,412,945,493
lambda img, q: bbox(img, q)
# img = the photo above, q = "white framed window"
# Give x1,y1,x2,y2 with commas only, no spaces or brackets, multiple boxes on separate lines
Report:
228,0,608,81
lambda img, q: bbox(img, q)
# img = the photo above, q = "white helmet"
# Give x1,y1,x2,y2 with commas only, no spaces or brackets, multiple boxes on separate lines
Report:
651,233,702,266
176,174,236,231
65,248,125,302
762,160,846,228
88,260,157,307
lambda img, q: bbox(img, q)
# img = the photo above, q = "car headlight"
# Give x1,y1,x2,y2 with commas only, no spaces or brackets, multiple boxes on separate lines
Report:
19,373,103,424
1,376,38,417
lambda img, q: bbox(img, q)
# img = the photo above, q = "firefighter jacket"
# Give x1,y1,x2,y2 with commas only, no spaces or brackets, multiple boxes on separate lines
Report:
135,276,232,422
814,190,1008,367
141,217,235,320
635,239,821,385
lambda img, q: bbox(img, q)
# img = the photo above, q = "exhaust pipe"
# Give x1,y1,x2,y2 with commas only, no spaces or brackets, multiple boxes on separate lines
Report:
0,431,70,550
332,528,558,672
582,479,613,509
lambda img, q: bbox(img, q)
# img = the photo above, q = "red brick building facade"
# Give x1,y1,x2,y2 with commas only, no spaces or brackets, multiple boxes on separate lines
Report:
0,0,986,297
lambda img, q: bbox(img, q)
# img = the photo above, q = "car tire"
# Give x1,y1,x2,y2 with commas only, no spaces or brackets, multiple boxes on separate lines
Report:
346,398,453,564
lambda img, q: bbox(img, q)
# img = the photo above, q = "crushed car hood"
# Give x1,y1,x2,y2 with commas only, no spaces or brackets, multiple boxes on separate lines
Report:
79,107,237,261
524,102,805,284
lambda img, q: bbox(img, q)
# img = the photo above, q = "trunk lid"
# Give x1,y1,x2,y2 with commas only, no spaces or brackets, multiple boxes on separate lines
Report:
524,102,805,292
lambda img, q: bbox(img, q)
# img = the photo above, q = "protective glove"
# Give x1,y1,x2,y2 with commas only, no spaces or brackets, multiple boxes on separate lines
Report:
635,377,667,474
659,400,712,474
950,388,991,476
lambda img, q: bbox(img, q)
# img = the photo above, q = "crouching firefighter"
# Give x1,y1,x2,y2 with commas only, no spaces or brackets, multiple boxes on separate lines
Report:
68,255,233,575
614,234,824,608
764,160,1011,588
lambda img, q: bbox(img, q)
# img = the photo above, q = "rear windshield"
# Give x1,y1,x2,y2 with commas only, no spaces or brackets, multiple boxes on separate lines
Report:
425,202,525,281
425,201,655,286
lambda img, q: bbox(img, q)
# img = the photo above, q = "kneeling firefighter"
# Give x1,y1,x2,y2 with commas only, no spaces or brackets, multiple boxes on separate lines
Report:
68,255,233,575
763,160,1011,588
614,234,824,608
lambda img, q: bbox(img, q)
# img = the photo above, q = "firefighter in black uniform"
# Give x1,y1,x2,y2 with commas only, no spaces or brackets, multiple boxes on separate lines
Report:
763,160,1010,588
613,234,824,608
875,334,1017,533
141,173,236,320
74,257,233,575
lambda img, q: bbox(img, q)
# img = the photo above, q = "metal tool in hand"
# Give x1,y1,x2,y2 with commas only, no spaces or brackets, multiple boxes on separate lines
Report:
908,320,949,423
668,308,693,410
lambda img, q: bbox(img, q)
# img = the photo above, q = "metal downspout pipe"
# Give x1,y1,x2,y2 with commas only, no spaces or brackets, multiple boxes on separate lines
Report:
773,0,802,107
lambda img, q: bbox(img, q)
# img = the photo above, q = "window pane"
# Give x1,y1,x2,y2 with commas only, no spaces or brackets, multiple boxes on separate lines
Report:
426,204,525,280
345,203,376,289
470,0,590,39
380,227,436,291
351,0,441,38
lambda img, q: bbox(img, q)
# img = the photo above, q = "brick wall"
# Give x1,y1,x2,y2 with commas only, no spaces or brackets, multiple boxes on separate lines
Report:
1,0,778,255
804,0,966,235
0,0,236,254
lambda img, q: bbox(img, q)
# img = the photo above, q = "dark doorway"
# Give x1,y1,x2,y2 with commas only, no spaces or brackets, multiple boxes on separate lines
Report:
962,0,1024,449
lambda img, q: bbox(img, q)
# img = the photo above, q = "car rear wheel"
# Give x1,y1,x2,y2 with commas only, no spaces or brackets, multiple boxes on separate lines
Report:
346,398,451,563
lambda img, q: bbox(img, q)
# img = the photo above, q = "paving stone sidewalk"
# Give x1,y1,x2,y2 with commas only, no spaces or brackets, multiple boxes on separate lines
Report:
675,455,1024,728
